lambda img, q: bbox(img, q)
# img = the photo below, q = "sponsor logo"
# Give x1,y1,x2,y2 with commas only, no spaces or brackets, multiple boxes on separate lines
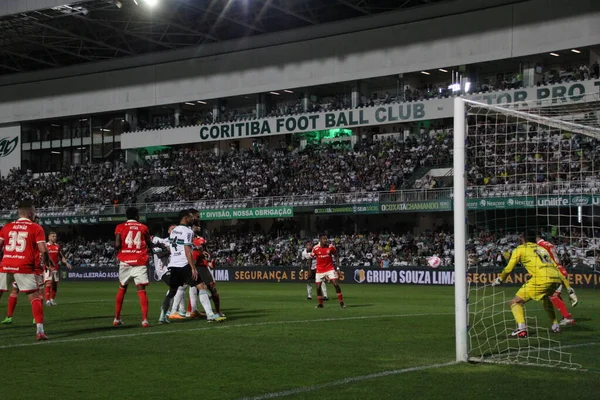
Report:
0,137,18,158
571,196,589,206
354,269,366,283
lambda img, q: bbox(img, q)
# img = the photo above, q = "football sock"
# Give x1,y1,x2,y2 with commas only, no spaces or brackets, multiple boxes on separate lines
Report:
543,298,558,325
198,289,215,316
161,287,177,317
51,282,58,300
316,283,324,305
44,282,52,301
170,286,185,314
7,292,18,317
137,289,149,321
336,292,344,303
187,298,192,313
31,297,44,325
510,303,525,326
306,284,312,298
550,295,571,319
189,286,198,312
321,282,328,298
115,286,127,320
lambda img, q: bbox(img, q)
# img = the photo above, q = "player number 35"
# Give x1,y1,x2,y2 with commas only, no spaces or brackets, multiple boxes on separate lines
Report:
4,231,28,253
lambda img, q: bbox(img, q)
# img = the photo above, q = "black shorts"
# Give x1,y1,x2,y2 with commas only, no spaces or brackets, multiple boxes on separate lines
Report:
197,266,214,286
160,271,171,287
168,265,202,288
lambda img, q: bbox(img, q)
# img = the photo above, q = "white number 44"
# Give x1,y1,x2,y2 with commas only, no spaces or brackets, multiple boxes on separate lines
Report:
125,231,142,249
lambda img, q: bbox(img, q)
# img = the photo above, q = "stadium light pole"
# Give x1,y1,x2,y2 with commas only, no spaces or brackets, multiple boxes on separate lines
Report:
453,97,468,363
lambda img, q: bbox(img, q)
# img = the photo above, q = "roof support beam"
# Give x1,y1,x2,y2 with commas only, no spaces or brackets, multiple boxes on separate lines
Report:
177,0,266,34
19,37,95,61
268,0,317,25
336,0,371,15
31,21,134,55
0,48,57,67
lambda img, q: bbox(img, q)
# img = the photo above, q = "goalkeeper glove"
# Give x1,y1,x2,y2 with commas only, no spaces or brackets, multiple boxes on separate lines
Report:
568,288,578,307
491,277,503,287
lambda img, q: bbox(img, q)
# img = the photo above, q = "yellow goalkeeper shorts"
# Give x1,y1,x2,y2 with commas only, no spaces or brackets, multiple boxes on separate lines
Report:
515,281,560,302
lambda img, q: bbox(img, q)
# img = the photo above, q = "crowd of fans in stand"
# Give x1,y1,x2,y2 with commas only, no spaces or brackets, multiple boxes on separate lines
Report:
143,135,451,203
466,122,600,188
0,160,140,210
48,226,599,270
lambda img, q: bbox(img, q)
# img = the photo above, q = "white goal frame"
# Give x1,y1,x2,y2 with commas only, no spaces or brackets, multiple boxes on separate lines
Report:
452,95,600,363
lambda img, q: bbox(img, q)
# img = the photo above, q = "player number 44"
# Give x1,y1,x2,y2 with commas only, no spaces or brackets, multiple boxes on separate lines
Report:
5,231,28,252
125,231,143,249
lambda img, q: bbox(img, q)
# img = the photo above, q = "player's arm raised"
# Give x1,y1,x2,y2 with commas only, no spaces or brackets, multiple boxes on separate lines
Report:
493,248,520,286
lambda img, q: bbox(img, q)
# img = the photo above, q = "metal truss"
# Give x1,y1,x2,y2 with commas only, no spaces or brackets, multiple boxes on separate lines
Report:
0,0,449,76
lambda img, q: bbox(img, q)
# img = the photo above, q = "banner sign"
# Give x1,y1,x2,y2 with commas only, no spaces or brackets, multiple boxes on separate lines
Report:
121,80,600,149
0,125,21,178
380,200,452,213
313,203,379,215
65,268,119,281
199,206,293,220
467,195,600,211
63,265,599,287
35,215,142,226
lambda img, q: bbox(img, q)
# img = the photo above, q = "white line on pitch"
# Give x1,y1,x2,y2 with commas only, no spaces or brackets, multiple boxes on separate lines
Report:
238,361,459,400
0,312,452,350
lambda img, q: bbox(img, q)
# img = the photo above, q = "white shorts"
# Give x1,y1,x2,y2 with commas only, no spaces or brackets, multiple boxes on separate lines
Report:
44,270,60,283
0,272,41,293
315,270,338,283
119,263,149,286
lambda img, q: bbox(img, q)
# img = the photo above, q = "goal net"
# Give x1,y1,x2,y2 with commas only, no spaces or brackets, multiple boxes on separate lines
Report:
453,94,600,368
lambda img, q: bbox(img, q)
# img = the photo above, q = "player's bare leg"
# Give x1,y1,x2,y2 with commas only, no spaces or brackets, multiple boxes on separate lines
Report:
206,282,223,316
315,282,324,308
136,284,150,327
330,279,345,308
508,296,527,338
113,284,127,326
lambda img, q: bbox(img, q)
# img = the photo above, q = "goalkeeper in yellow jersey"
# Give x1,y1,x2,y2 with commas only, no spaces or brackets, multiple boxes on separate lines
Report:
492,232,578,338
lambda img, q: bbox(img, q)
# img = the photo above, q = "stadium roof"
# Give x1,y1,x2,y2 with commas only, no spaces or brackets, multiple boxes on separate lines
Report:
0,0,458,78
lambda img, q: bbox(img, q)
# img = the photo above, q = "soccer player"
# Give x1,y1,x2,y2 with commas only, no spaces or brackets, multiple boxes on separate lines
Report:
536,234,575,326
44,232,72,306
113,207,153,328
152,225,188,321
159,209,225,324
300,241,328,300
0,201,55,340
492,232,578,338
311,234,345,309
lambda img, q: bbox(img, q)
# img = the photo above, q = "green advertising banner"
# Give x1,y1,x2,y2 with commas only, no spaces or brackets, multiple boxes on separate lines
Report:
466,195,600,211
199,207,294,221
313,203,379,215
380,200,452,213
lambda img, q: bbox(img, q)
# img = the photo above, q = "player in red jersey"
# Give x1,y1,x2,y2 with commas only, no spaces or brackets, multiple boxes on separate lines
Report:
0,201,55,340
44,232,72,306
536,233,576,326
113,207,153,328
311,234,345,309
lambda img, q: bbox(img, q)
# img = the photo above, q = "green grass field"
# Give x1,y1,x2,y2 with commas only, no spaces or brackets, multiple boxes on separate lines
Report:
0,282,598,400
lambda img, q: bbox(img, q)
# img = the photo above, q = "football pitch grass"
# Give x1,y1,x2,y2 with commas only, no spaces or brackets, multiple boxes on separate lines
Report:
0,282,598,399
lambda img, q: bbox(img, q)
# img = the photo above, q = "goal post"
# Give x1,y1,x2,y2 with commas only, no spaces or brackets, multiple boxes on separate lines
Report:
453,93,600,366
